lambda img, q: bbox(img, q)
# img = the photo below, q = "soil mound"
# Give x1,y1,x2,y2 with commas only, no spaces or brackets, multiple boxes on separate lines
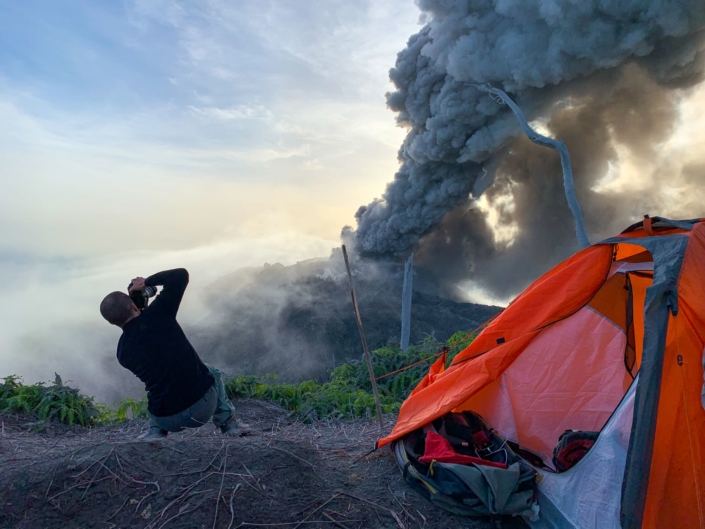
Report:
1,400,526,529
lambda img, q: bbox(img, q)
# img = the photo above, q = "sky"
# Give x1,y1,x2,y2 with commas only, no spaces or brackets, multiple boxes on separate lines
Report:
1,1,704,401
0,0,422,398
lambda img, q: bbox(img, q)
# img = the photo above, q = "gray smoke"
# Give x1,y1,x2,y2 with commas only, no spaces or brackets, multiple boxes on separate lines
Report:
352,0,705,298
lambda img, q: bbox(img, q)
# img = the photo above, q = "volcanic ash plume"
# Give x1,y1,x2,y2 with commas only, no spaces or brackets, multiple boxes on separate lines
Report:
350,0,705,299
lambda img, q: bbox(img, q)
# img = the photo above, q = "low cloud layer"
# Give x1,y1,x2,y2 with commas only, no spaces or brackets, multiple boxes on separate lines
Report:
0,233,336,403
0,1,421,401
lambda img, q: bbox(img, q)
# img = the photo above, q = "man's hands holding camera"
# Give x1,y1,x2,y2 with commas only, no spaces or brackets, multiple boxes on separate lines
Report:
127,277,158,312
129,277,146,293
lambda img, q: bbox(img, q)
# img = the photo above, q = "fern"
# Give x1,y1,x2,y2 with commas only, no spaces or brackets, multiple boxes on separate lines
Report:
0,375,99,426
116,397,149,420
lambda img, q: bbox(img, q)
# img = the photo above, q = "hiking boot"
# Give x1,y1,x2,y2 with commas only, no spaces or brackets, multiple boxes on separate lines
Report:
221,420,251,437
138,426,168,440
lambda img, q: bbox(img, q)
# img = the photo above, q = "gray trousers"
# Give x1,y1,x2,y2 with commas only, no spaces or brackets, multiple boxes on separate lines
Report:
148,364,235,432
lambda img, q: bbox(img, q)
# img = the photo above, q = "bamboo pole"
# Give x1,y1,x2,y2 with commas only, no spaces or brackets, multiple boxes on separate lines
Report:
341,245,385,432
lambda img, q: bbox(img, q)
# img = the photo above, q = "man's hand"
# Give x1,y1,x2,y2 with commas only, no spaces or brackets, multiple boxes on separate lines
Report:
129,277,146,293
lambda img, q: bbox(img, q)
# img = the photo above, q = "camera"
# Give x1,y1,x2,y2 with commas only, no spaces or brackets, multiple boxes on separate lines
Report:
128,283,158,311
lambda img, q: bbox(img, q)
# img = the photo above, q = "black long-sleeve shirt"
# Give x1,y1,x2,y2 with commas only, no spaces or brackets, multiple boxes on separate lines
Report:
117,268,214,417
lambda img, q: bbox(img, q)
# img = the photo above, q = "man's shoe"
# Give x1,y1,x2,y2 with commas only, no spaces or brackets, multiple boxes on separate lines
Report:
221,420,251,437
138,426,168,440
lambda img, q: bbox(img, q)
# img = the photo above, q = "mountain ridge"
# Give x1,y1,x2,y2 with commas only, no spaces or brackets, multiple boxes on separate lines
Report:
189,257,502,381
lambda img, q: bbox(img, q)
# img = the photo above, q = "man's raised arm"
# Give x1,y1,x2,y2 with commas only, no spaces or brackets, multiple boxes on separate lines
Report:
144,268,190,318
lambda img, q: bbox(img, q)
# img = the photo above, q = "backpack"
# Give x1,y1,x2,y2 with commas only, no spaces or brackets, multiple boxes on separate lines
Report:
552,430,599,472
393,411,538,518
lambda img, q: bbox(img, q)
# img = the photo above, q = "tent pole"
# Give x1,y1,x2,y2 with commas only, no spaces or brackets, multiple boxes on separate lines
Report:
400,253,414,352
471,84,590,249
341,245,385,432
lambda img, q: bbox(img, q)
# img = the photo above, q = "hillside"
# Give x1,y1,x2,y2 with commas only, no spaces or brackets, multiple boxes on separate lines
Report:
189,256,502,382
0,400,527,529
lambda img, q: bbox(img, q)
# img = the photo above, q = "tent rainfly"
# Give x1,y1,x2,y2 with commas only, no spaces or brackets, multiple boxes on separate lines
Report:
380,216,705,529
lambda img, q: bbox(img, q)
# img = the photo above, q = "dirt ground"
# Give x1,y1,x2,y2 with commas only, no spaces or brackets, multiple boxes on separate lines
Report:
0,400,528,529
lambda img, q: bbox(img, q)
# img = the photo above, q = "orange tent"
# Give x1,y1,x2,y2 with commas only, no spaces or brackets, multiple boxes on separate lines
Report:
380,217,705,529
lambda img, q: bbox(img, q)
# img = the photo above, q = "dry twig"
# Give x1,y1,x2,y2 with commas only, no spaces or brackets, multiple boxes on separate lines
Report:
226,483,243,529
270,445,314,469
105,496,130,523
213,444,229,529
323,511,351,529
293,494,341,529
338,491,405,529
388,484,418,527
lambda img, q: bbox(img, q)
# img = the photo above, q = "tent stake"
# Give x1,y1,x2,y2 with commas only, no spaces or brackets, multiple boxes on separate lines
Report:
341,245,385,432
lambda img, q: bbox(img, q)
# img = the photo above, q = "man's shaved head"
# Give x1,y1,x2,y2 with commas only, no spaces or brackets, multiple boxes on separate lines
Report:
100,292,136,327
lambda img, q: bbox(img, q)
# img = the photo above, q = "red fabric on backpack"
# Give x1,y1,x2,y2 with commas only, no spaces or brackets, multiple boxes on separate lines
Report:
419,432,508,469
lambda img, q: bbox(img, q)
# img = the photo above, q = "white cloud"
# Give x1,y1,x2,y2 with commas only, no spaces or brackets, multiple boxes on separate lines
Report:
188,104,273,121
0,232,338,402
0,0,421,399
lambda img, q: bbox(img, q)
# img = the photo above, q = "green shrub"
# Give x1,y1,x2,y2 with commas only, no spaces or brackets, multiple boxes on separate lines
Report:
116,397,149,420
93,396,149,423
0,329,478,426
0,375,99,426
446,330,477,361
225,332,476,421
0,375,151,426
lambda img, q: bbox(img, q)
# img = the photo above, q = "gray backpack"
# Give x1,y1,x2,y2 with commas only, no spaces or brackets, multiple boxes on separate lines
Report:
392,411,537,518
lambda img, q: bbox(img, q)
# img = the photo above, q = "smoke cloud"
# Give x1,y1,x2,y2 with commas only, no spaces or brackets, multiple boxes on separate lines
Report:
352,0,705,299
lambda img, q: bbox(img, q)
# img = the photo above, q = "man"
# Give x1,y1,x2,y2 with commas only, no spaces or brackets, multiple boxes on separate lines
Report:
99,268,249,439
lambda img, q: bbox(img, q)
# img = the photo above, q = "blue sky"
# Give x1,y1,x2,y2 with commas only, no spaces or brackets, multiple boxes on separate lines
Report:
0,0,421,398
0,0,420,257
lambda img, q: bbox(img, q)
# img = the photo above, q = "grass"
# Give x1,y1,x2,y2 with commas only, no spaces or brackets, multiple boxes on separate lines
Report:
1,330,477,426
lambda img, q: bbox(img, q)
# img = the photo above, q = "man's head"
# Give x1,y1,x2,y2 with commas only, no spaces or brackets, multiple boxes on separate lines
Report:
100,292,140,328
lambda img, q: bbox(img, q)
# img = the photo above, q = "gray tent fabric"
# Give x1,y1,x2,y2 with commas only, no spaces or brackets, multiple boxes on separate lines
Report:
620,216,700,234
599,234,689,529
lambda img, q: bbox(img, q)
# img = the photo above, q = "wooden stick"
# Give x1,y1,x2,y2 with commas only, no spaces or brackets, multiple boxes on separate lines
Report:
341,245,385,432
